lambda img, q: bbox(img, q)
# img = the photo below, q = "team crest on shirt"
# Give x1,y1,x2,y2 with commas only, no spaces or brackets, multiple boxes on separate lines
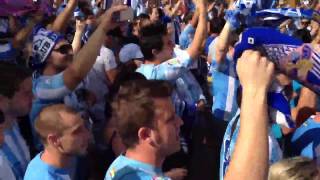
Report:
167,58,181,65
109,167,116,178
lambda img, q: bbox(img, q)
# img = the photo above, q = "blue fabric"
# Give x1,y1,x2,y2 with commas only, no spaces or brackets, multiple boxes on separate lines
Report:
233,27,307,127
24,152,71,180
204,36,216,56
136,50,205,116
210,38,239,122
0,42,17,62
104,155,169,180
291,117,320,161
30,72,71,150
220,110,283,180
0,123,30,180
179,24,195,50
255,8,320,23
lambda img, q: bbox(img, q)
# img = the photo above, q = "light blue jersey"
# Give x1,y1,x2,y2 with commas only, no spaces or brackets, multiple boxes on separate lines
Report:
105,155,170,180
179,24,195,50
219,110,283,180
30,72,71,149
210,38,239,122
291,116,320,164
136,50,205,115
0,122,30,180
24,152,71,180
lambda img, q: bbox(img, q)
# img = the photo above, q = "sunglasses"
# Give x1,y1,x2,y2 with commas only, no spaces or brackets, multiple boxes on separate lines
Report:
52,44,73,55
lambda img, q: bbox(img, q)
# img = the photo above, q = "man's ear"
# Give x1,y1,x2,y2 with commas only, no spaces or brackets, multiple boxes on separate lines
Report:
0,95,10,112
47,134,60,147
152,49,159,57
138,127,152,142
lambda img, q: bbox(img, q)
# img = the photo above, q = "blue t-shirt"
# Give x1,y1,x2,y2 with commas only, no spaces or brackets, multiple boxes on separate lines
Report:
0,122,30,180
291,116,320,163
105,155,170,180
210,38,239,122
219,110,283,180
30,72,71,149
179,24,195,50
136,50,205,115
204,36,216,56
24,152,71,180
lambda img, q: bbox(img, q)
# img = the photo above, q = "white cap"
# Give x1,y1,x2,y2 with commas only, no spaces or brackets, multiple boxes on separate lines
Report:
119,43,144,63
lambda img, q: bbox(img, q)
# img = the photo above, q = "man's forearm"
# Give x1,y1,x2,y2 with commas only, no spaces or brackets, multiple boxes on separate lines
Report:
215,22,233,64
50,0,78,33
225,89,269,180
187,5,207,60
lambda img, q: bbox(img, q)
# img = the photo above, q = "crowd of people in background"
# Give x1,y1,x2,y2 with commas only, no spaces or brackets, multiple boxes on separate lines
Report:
1,0,320,179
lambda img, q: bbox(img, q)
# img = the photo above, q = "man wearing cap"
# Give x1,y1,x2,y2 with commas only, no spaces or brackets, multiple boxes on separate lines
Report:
29,4,128,150
119,43,144,67
0,62,33,180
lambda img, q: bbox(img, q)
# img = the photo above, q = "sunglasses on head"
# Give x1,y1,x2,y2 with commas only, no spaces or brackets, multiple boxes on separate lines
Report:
53,44,73,54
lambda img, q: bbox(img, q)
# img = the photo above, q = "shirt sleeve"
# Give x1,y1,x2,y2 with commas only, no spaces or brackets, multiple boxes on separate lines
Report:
155,50,192,81
100,48,117,71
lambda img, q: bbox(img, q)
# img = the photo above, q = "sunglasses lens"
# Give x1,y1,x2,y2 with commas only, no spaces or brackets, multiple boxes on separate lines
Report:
55,44,73,54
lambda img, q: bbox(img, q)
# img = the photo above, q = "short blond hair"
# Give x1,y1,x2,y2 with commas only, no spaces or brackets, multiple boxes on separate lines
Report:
268,156,319,180
35,104,76,145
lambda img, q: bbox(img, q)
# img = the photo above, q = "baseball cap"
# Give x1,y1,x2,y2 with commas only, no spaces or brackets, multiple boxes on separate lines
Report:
119,43,144,63
31,27,64,69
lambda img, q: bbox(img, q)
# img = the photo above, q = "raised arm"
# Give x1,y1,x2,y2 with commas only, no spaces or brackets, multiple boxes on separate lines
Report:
225,50,274,180
49,0,78,33
71,20,86,54
63,5,128,90
186,0,207,60
12,14,43,49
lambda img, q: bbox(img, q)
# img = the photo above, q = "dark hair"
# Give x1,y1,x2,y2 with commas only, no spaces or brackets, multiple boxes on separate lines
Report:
209,17,225,34
112,80,172,148
0,62,32,98
137,13,150,20
293,29,312,43
183,12,194,24
149,7,164,19
139,23,167,60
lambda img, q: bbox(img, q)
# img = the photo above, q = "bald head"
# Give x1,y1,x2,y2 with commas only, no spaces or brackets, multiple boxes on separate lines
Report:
35,104,77,145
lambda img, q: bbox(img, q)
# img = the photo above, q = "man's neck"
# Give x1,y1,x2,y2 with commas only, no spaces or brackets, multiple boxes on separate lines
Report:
0,105,15,129
144,59,162,65
125,146,165,168
42,66,61,76
41,148,72,169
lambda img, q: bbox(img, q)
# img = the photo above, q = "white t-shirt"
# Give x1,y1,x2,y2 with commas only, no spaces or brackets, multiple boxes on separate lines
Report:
0,152,15,180
83,46,117,122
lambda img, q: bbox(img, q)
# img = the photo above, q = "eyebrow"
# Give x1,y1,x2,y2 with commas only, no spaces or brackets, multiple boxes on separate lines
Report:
69,123,83,133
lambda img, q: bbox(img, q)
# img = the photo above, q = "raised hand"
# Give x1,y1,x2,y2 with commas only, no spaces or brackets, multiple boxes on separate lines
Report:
236,50,274,93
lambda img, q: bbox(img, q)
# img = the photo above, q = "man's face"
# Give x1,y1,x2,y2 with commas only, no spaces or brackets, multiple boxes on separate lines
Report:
49,40,74,71
157,35,175,62
150,8,160,22
10,77,33,117
152,97,183,156
58,112,90,156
